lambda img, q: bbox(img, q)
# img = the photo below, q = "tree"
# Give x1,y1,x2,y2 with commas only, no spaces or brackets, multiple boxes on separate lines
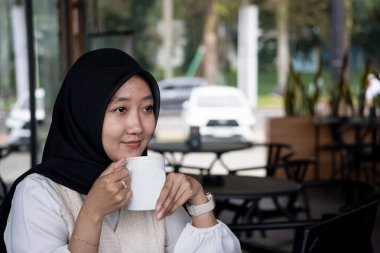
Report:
202,0,219,84
275,0,289,94
268,0,330,93
352,1,380,68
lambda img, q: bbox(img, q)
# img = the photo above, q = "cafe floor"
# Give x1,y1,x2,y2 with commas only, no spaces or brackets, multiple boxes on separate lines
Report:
218,182,380,253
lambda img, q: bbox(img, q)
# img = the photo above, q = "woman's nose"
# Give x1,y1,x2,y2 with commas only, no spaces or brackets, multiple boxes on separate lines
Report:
125,112,143,134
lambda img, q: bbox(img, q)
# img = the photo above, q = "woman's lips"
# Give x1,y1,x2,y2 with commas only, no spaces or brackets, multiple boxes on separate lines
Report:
124,140,141,149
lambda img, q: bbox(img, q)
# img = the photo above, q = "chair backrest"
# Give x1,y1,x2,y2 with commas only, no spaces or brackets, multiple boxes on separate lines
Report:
284,158,316,183
258,143,296,177
228,219,320,253
331,117,379,148
338,181,380,212
228,142,296,175
300,200,379,253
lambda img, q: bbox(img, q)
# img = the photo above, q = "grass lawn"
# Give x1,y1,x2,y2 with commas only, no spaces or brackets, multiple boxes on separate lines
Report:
258,69,282,108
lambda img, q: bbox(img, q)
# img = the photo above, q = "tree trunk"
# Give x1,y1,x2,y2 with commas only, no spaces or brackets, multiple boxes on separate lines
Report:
343,0,351,53
275,0,289,94
203,0,218,85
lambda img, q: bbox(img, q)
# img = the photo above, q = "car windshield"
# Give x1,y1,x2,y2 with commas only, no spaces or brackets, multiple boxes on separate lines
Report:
197,96,242,107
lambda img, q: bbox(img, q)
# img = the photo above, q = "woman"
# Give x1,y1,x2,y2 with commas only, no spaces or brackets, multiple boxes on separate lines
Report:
0,48,241,252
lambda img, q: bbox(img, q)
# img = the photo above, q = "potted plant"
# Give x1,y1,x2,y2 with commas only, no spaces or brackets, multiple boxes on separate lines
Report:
268,53,379,180
268,58,325,179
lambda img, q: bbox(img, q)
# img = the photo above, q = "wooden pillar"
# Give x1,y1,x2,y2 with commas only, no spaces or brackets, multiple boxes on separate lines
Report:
58,0,86,76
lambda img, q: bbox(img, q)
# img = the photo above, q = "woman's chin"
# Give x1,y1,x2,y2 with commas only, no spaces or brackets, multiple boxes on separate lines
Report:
121,150,145,159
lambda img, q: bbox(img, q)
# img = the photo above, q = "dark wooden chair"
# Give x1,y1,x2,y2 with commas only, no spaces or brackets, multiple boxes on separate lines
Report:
318,117,380,183
229,198,379,253
216,143,300,227
275,158,316,220
229,219,319,253
241,158,315,225
229,142,296,176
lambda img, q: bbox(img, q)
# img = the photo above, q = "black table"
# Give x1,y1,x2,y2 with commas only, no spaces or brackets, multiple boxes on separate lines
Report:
191,174,302,222
191,174,301,200
148,141,253,174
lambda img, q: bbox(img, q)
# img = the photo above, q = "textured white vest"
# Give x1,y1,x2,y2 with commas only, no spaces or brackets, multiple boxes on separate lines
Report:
49,180,165,253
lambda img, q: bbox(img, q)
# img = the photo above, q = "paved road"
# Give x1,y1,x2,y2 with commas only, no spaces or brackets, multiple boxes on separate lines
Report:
0,107,284,189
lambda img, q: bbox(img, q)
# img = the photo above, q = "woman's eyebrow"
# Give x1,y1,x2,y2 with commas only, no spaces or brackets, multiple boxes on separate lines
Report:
111,97,129,103
110,95,153,103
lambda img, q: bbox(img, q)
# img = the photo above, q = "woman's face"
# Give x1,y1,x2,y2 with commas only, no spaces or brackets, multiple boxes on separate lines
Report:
102,75,156,161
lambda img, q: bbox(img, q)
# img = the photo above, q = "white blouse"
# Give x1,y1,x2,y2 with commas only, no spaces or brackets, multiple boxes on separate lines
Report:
4,173,241,253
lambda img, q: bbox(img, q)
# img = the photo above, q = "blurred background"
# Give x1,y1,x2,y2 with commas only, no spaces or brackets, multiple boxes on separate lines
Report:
1,1,380,252
0,0,380,177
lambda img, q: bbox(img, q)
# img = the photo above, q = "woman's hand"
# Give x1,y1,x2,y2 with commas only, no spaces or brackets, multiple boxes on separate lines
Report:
155,173,205,220
83,159,132,220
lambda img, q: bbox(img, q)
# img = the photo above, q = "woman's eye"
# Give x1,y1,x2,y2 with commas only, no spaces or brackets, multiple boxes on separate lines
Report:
114,107,125,113
144,105,154,112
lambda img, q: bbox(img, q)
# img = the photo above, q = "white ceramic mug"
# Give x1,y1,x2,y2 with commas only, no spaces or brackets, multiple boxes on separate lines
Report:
125,155,166,211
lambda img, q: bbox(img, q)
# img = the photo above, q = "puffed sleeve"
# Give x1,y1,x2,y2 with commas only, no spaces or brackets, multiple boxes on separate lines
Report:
173,220,242,253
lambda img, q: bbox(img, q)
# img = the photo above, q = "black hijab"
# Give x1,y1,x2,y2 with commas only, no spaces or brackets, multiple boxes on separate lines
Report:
0,48,160,252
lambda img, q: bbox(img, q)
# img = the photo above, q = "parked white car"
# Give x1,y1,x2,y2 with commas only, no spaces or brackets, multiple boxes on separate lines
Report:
181,85,256,142
5,88,46,148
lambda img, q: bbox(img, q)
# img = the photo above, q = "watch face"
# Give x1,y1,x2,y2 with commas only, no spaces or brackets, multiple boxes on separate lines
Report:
206,192,215,202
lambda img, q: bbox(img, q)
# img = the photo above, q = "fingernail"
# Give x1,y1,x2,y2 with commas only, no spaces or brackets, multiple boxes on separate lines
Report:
156,212,162,220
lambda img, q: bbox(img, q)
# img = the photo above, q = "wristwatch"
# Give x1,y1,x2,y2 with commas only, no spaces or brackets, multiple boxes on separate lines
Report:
186,192,215,216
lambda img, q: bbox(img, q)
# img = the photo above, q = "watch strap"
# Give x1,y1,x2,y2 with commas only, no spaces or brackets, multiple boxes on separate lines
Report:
186,192,215,216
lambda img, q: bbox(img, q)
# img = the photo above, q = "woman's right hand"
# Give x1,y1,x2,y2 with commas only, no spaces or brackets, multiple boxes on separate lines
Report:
83,159,132,219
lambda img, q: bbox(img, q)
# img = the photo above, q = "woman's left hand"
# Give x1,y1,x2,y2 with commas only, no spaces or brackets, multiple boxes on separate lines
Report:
155,173,203,220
